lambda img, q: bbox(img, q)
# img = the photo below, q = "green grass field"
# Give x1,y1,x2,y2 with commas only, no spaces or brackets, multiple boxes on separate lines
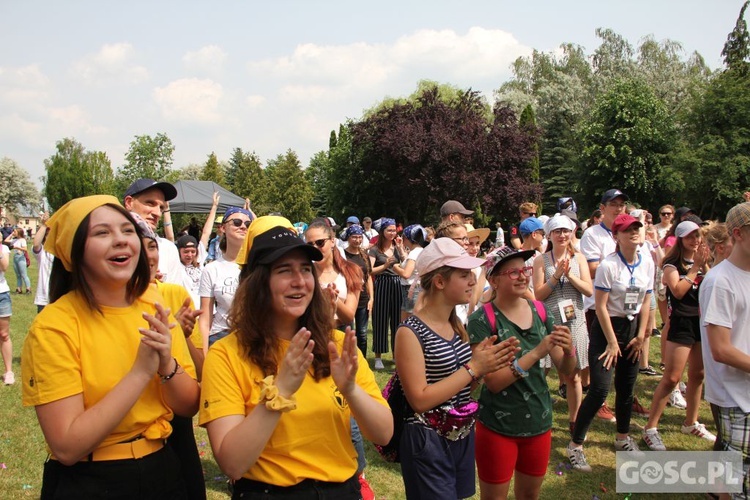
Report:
0,264,720,499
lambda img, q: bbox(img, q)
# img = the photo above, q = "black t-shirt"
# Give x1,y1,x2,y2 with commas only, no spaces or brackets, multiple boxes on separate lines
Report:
509,223,522,244
345,249,370,307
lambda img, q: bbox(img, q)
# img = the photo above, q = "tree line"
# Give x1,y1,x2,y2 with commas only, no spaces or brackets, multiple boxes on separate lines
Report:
2,2,746,226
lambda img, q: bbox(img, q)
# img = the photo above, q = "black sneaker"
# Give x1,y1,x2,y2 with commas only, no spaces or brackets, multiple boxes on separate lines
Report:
651,328,661,337
582,385,589,395
558,383,567,399
639,366,660,376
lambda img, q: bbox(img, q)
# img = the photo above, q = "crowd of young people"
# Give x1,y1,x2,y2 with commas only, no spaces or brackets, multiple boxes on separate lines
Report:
10,182,749,499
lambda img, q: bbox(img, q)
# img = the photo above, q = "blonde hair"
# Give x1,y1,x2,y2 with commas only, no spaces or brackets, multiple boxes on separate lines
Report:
702,221,729,252
519,202,538,215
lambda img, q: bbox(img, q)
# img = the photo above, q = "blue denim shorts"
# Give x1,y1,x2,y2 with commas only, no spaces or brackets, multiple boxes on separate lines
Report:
0,292,11,317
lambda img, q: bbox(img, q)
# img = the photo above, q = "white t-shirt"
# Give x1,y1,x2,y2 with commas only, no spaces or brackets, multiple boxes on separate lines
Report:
399,247,423,286
199,257,240,337
580,223,616,311
320,271,348,324
0,245,10,294
700,260,750,412
593,251,654,318
11,238,27,252
181,242,208,308
33,246,54,306
158,237,192,292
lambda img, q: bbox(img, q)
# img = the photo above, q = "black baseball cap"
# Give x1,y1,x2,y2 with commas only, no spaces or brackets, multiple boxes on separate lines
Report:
247,226,323,271
176,235,198,249
440,200,474,217
124,178,177,201
600,189,629,204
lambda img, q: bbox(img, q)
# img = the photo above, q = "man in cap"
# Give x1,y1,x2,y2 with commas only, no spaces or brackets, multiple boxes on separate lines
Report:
123,178,190,290
440,200,474,224
509,202,539,249
700,202,750,494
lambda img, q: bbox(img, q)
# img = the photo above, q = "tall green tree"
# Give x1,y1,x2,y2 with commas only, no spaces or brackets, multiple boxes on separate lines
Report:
43,138,116,210
0,157,40,215
115,133,175,194
722,1,750,75
225,147,244,190
578,78,676,213
265,150,314,222
305,150,331,216
233,151,269,214
165,163,203,183
200,152,226,186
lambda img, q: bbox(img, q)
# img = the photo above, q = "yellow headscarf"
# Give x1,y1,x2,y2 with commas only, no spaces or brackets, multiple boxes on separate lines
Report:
44,195,122,272
235,215,296,266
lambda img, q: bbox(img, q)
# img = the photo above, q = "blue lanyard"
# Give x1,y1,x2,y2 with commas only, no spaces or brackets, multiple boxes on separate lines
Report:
599,222,612,234
617,251,642,286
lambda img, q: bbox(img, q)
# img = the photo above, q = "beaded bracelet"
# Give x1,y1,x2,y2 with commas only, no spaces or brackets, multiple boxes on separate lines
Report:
463,363,482,383
258,376,297,412
158,357,180,383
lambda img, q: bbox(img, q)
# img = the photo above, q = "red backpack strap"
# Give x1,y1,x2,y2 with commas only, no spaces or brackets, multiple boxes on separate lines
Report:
532,300,547,323
482,302,497,335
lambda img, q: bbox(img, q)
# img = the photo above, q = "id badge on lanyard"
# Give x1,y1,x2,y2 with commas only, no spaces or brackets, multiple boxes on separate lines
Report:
624,284,640,312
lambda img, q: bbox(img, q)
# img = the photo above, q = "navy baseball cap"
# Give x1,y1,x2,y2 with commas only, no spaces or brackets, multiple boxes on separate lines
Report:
124,178,177,201
600,189,628,204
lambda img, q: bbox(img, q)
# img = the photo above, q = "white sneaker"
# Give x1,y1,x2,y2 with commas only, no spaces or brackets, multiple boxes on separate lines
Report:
681,422,717,442
374,358,384,370
643,427,667,451
678,381,687,396
614,435,643,454
667,388,687,409
566,443,592,472
3,371,14,385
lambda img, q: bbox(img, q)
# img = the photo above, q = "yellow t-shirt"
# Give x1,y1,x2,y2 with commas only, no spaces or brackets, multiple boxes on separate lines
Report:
21,287,197,447
199,330,387,486
156,281,203,350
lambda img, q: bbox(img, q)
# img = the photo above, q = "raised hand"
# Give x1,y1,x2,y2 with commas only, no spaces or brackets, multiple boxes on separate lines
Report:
175,296,202,338
275,328,315,398
328,327,359,396
471,335,517,376
140,303,176,374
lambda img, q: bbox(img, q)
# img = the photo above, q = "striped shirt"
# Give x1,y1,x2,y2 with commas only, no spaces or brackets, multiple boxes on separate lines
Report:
401,315,472,423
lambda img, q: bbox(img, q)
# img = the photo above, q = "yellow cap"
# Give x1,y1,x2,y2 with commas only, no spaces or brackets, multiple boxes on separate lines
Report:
44,195,122,272
236,215,296,266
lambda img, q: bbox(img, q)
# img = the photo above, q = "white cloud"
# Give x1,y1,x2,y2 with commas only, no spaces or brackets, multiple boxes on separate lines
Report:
0,65,52,107
247,27,528,92
70,43,149,85
183,45,227,74
153,78,223,123
245,95,266,108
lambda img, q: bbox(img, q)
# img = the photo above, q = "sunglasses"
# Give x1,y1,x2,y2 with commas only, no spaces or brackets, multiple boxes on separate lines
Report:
497,266,533,280
307,238,329,248
660,212,673,216
225,219,251,228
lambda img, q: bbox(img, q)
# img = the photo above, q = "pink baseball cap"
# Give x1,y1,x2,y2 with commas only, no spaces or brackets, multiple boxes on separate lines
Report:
416,237,485,276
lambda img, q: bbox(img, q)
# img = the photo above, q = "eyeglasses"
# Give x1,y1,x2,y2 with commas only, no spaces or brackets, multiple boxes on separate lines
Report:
551,228,572,236
307,238,329,248
225,219,251,228
497,266,533,280
660,212,673,216
452,236,469,244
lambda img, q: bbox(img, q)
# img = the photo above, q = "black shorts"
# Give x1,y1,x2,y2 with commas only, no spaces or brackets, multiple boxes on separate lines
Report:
667,315,701,345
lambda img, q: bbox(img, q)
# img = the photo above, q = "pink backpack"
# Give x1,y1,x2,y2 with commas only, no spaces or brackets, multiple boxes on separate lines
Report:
482,300,547,335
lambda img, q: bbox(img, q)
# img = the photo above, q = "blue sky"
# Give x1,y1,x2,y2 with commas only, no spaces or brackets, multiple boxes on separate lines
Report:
0,1,744,187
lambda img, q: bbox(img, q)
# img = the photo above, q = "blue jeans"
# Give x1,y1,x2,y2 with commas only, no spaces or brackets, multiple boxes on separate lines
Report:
13,252,30,290
353,305,369,357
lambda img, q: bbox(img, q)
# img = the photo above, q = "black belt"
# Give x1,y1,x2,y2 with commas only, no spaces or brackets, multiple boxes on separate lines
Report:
233,473,358,495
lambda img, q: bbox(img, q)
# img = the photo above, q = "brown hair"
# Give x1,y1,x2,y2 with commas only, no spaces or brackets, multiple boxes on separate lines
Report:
48,204,151,313
435,221,464,239
306,221,363,294
232,257,334,380
702,221,729,252
419,266,469,343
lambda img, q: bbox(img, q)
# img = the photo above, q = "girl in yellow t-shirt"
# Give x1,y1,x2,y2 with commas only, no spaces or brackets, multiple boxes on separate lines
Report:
21,195,200,499
200,216,393,498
